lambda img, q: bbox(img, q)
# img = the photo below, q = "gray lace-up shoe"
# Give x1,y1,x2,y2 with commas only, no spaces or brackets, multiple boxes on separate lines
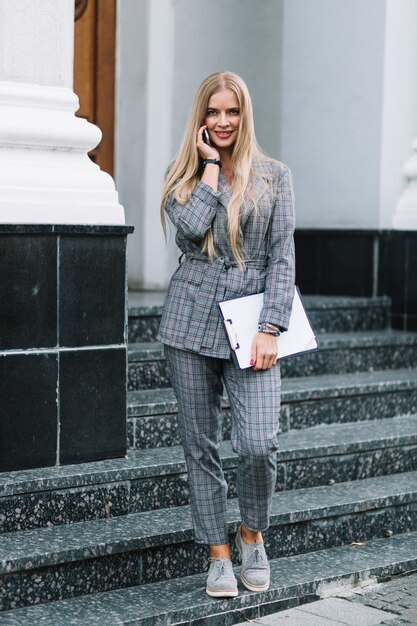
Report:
206,557,239,597
235,525,270,592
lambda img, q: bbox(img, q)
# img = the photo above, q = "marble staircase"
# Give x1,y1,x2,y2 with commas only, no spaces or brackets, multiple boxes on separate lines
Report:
1,294,417,624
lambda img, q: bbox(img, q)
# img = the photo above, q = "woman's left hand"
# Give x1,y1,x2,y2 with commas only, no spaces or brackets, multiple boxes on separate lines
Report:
250,332,278,371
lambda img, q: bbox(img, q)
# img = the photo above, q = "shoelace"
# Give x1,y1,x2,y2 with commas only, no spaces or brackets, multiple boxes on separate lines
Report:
207,557,231,580
245,544,268,570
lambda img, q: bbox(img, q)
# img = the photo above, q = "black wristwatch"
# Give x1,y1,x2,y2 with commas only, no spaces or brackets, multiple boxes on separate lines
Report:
202,159,222,169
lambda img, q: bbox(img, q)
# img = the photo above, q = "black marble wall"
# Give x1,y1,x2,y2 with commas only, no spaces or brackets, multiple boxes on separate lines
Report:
0,224,134,472
295,229,417,331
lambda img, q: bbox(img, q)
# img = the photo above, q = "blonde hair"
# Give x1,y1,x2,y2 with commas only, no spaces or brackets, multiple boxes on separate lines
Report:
160,72,274,267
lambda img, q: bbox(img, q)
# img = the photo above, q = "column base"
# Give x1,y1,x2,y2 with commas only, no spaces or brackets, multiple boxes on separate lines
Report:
0,223,134,472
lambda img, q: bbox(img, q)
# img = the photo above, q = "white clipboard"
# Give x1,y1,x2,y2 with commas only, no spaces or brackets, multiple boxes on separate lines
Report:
218,287,318,369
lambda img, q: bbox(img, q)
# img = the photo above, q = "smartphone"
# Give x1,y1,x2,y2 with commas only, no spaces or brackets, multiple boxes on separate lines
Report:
202,129,210,145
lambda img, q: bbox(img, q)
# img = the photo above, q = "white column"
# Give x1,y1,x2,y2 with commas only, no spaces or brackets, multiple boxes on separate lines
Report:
381,0,417,229
393,138,417,229
142,0,176,289
0,0,124,224
280,0,417,230
115,0,176,289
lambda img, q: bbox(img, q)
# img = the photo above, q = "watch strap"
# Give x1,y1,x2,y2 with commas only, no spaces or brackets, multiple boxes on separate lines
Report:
202,158,222,169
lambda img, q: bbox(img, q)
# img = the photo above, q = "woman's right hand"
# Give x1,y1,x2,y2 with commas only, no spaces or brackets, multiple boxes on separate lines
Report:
197,125,220,160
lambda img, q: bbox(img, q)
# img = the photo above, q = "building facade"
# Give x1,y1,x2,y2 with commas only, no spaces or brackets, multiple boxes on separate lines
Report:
1,3,417,621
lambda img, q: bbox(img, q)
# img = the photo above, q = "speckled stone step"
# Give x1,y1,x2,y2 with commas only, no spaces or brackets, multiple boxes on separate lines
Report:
128,292,391,343
128,368,417,448
2,415,416,534
1,530,416,625
127,330,417,390
1,471,417,610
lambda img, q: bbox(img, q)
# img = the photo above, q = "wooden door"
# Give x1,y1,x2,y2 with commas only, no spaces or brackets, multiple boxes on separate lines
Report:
74,0,116,177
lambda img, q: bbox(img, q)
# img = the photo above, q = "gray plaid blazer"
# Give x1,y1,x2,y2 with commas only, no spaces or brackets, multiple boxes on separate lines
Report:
157,159,296,359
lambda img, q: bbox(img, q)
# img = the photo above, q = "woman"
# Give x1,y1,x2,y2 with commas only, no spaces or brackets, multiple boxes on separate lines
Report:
157,71,295,598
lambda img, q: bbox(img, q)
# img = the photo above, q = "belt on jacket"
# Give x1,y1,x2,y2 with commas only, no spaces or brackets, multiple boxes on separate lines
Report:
181,252,267,352
182,252,267,270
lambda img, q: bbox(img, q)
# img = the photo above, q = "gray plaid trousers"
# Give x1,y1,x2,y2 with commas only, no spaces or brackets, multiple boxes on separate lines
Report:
164,344,281,545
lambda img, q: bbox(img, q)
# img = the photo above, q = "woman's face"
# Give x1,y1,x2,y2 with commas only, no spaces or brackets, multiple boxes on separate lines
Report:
203,88,241,152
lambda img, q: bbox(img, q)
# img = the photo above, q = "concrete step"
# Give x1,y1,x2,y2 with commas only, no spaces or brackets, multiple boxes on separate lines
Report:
127,330,417,391
128,293,391,343
1,470,417,610
2,415,416,534
128,368,417,448
1,530,416,624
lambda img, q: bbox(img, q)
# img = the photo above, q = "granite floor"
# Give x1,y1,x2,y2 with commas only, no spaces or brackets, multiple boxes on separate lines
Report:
0,531,416,624
2,293,417,623
234,571,417,625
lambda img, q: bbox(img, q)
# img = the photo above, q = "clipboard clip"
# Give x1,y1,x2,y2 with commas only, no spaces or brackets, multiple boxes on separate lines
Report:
225,318,240,350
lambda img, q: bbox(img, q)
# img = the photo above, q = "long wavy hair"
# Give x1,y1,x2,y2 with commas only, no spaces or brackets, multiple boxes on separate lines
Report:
160,71,273,267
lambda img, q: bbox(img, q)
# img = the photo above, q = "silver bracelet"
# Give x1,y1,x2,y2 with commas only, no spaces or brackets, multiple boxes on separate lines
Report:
258,323,281,337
